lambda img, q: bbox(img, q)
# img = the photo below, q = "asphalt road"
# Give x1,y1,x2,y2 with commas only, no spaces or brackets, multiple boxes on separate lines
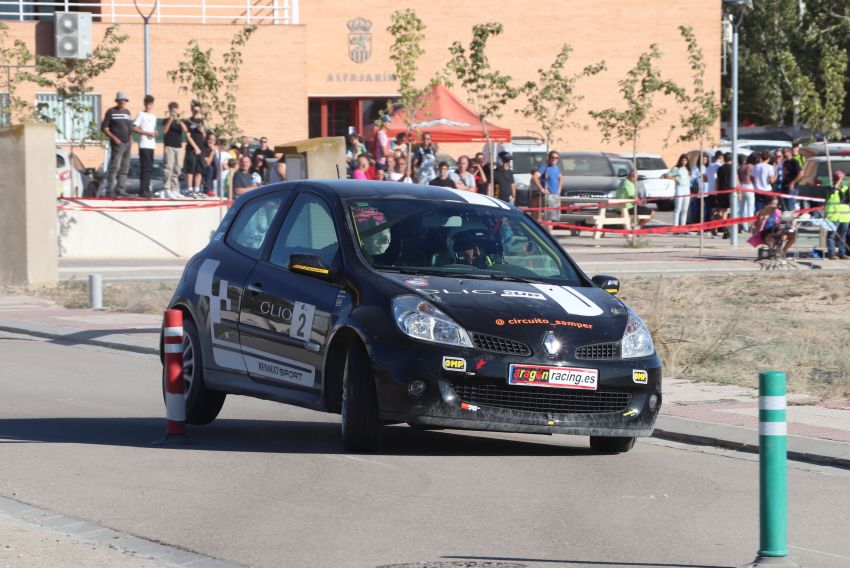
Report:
1,334,849,568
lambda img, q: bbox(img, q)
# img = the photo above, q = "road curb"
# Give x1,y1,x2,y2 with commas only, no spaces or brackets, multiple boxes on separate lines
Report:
653,416,850,470
0,321,159,356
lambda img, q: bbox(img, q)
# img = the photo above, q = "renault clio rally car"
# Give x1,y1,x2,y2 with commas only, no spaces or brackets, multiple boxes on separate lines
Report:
163,180,661,453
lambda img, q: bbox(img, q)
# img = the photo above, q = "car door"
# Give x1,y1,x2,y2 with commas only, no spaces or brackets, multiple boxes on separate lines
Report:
238,191,343,392
198,191,289,375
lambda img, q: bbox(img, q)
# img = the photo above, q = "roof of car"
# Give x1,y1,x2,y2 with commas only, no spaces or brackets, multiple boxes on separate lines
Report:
242,180,513,209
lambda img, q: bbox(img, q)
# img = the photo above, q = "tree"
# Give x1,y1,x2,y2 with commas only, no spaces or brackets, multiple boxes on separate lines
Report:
448,22,517,196
674,26,720,253
799,42,847,180
167,25,256,141
589,44,683,240
386,9,444,173
1,24,127,150
517,44,606,152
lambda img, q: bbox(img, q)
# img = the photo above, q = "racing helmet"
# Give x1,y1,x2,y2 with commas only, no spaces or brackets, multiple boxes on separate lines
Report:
451,229,502,266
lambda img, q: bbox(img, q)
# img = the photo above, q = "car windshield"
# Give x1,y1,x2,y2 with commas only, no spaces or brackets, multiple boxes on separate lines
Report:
511,151,547,174
559,155,614,176
347,198,583,285
635,157,667,170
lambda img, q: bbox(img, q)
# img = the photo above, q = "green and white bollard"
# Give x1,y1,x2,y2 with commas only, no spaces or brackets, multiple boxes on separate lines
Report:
742,371,800,567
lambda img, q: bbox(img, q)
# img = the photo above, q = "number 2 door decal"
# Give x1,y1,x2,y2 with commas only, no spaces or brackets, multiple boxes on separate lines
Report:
290,301,316,341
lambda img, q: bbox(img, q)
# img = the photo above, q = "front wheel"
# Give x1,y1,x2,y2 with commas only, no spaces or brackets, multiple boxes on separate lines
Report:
341,342,383,452
162,318,226,425
589,436,636,454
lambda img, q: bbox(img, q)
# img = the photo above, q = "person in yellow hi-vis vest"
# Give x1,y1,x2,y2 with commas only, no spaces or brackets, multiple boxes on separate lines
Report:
825,170,850,260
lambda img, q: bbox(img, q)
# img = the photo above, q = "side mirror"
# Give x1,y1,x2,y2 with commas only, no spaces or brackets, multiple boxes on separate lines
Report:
592,274,620,295
637,174,647,181
289,254,336,282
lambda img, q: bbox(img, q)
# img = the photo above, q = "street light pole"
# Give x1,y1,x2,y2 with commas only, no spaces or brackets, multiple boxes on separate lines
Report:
133,1,157,96
730,16,739,246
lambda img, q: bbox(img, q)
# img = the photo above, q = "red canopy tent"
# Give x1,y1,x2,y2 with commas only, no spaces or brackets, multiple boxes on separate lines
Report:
384,85,511,144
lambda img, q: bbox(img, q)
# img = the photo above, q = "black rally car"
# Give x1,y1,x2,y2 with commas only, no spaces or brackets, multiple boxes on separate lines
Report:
164,180,661,452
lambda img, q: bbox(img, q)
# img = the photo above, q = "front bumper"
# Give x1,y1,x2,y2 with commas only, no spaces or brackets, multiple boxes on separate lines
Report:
371,339,662,437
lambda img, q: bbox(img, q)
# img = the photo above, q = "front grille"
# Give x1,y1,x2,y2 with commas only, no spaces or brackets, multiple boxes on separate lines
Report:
471,332,531,356
575,342,620,360
452,381,631,414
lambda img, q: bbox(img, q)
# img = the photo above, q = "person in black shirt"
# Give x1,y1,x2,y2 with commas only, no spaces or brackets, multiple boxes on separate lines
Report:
429,162,456,188
780,146,802,211
183,102,206,196
493,151,516,203
715,152,734,237
252,137,275,160
101,91,136,198
162,101,195,198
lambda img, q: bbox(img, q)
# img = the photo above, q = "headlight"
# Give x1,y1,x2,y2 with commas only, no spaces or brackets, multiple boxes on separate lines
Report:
621,309,654,358
392,295,473,347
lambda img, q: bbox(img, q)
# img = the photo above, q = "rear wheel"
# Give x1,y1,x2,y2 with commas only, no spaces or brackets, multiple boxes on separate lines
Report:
341,341,383,452
589,436,636,454
162,318,226,425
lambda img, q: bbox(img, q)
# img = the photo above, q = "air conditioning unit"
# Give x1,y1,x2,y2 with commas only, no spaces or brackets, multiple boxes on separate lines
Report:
55,12,92,59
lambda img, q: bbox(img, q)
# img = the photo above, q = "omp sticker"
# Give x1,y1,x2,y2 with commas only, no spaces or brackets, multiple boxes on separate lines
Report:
632,370,648,384
501,290,546,300
531,284,604,317
290,302,316,341
442,356,467,372
244,355,315,387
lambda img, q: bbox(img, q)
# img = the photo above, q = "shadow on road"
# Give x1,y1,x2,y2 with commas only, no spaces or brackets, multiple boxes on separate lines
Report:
442,556,731,568
0,417,598,457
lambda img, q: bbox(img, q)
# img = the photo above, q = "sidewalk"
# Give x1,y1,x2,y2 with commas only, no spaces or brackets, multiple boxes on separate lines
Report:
1,294,849,468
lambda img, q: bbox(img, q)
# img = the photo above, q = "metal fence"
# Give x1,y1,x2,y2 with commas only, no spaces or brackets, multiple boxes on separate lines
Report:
0,0,299,24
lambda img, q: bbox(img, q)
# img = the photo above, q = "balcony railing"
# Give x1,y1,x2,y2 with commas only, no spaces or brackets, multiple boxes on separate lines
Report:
0,0,299,25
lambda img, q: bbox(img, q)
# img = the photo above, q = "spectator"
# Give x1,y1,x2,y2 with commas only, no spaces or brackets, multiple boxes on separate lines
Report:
472,152,488,194
252,136,275,160
493,151,516,204
771,148,785,193
738,153,757,231
101,91,135,198
663,154,691,227
689,153,709,224
352,155,372,180
385,155,396,180
413,132,437,184
429,161,456,188
715,152,734,238
232,155,259,196
251,153,268,182
754,196,797,256
792,142,806,168
825,171,850,260
753,150,777,213
228,143,241,160
532,150,563,231
273,156,287,183
373,115,391,174
781,146,802,211
162,101,187,199
391,132,408,157
389,155,412,183
201,132,220,197
452,155,476,191
703,150,724,232
346,133,366,176
221,157,237,200
132,94,157,199
615,169,655,227
183,102,206,196
239,135,250,157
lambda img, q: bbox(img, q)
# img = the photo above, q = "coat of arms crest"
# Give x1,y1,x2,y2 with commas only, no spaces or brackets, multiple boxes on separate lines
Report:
347,17,372,63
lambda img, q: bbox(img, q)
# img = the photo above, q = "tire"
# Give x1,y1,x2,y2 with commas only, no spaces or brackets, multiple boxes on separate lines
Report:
341,341,383,452
589,436,636,454
162,318,226,425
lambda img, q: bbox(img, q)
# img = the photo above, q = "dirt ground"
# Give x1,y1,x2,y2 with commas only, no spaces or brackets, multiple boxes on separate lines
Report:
4,271,849,399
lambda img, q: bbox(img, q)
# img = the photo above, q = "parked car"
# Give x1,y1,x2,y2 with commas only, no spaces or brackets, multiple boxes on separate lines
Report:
55,147,90,197
797,157,850,201
557,152,620,198
97,155,184,196
735,140,791,155
615,153,674,210
800,142,850,159
483,136,550,207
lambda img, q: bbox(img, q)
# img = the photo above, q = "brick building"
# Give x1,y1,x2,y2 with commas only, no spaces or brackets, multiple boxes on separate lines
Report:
1,0,722,163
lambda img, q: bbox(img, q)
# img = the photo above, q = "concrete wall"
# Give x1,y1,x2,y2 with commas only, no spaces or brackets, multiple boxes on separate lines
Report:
58,199,227,259
0,123,58,285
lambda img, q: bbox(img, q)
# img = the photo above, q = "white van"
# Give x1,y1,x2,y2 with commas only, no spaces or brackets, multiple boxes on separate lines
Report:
483,136,550,206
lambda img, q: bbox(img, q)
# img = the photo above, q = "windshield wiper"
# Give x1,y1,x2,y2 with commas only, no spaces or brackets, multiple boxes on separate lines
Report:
373,266,448,276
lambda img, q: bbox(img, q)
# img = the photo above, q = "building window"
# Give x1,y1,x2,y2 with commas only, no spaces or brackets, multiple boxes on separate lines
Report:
35,93,101,143
0,93,10,127
0,1,59,21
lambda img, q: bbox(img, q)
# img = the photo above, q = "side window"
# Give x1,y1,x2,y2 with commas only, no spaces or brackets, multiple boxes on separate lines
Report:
269,193,339,269
225,195,284,258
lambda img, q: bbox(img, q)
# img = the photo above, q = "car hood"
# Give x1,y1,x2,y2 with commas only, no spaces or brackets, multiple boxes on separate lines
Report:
382,272,628,343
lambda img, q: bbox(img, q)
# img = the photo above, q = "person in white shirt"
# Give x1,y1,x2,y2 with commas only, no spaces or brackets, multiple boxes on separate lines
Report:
132,95,158,198
752,149,777,213
702,151,724,225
